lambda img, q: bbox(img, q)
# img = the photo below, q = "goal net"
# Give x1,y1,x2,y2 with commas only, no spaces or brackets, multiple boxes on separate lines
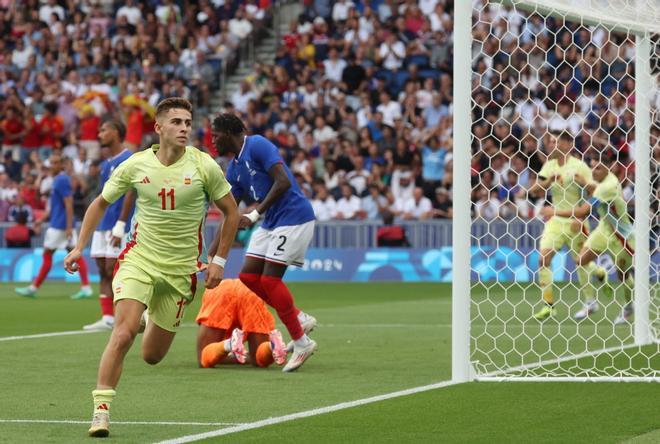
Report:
453,0,660,381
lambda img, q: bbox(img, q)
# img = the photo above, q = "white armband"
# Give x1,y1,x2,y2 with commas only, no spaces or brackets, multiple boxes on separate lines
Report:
111,221,126,238
245,209,260,223
211,255,227,268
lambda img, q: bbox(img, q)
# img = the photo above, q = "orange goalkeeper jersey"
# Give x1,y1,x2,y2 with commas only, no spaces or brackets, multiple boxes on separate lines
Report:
196,279,275,335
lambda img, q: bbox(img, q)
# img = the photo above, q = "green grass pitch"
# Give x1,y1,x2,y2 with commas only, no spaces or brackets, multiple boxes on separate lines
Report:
0,281,658,443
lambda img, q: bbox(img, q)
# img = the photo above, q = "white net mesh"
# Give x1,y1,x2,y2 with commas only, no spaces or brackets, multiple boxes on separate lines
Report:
469,0,660,379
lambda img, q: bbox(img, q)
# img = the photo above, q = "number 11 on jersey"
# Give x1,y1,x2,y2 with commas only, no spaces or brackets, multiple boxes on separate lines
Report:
158,188,175,210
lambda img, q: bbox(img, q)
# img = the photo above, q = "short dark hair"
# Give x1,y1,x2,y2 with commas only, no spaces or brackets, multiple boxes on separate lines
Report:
103,118,126,140
212,113,247,135
155,97,193,118
557,131,574,143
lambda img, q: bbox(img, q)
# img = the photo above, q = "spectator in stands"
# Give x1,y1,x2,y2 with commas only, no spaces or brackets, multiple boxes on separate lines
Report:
1,106,25,162
362,184,388,220
2,151,22,183
4,213,35,248
431,187,453,219
38,102,63,160
335,182,364,220
311,182,337,221
376,210,410,247
8,193,34,223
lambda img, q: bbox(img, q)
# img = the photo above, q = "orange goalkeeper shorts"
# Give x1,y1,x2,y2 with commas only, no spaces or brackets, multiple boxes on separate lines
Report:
195,278,275,335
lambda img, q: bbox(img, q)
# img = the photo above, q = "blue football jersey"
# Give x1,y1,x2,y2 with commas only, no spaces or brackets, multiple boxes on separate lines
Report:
50,173,72,230
226,135,315,229
98,149,134,231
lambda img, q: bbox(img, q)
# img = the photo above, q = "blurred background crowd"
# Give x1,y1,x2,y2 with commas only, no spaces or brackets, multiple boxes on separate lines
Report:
0,0,659,243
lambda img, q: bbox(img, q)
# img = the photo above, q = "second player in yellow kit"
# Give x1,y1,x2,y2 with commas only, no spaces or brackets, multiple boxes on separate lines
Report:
64,98,240,438
522,132,606,320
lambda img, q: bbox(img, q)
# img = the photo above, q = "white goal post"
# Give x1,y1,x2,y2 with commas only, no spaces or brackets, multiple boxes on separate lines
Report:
452,0,659,382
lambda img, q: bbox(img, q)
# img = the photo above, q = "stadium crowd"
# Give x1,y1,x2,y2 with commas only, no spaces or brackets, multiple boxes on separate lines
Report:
1,0,659,243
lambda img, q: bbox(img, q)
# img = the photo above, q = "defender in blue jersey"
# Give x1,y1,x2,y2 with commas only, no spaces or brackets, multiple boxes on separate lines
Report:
15,153,92,299
86,120,136,331
212,113,318,372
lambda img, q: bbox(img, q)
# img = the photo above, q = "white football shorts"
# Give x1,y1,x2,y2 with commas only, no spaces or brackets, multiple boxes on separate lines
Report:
90,230,126,258
245,220,315,267
43,227,77,250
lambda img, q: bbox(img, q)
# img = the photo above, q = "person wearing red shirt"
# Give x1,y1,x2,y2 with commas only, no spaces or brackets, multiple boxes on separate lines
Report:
38,102,64,159
0,106,26,162
22,108,42,156
78,106,102,160
124,105,144,151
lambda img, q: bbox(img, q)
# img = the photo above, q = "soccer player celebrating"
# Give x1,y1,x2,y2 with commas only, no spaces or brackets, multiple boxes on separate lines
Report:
85,120,135,331
541,156,634,323
63,98,240,438
521,131,606,320
211,113,318,373
15,153,92,299
196,278,288,368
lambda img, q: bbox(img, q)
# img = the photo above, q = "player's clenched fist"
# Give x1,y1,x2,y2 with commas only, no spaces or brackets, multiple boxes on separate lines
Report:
64,248,82,274
205,263,224,289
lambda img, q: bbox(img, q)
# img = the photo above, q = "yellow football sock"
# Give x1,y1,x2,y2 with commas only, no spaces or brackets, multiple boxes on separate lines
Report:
577,266,594,301
539,267,553,305
92,389,115,414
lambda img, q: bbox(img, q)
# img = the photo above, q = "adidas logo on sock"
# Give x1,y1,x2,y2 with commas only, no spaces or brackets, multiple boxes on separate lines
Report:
96,403,109,411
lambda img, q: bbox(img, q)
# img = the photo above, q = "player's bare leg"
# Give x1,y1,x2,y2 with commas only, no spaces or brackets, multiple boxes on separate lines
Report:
574,248,600,320
534,248,557,320
247,333,270,366
141,319,177,365
90,298,144,437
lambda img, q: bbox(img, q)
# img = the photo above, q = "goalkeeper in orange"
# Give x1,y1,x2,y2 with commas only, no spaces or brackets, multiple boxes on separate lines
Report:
196,278,289,368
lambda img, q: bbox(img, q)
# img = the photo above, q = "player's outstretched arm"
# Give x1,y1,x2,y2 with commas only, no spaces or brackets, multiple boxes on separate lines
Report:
206,192,239,289
63,195,110,273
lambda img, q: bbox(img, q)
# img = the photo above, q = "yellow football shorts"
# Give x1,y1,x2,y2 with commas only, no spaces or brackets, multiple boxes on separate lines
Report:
113,261,197,332
584,225,635,270
539,216,588,254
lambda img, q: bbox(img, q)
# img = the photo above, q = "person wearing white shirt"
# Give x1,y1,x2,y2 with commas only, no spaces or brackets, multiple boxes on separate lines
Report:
474,188,500,221
116,0,142,26
230,81,257,114
345,156,370,196
229,8,253,40
362,184,388,220
335,184,363,220
312,116,337,144
376,91,402,127
39,0,65,24
391,169,414,203
311,185,337,222
332,0,354,22
401,187,433,220
11,39,34,70
378,33,406,71
323,48,347,83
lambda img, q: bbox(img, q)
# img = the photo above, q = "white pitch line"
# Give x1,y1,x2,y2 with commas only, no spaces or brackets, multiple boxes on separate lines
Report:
0,419,243,426
0,330,98,342
154,380,458,444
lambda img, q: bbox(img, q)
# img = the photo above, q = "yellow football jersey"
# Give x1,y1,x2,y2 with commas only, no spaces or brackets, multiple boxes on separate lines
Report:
102,145,231,275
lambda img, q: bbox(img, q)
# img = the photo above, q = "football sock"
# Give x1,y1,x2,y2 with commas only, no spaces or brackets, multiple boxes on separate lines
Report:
34,250,53,288
539,267,553,305
92,389,115,415
239,273,271,304
255,342,274,367
260,276,304,340
200,342,229,368
78,257,90,286
100,295,114,316
577,266,594,301
293,334,312,348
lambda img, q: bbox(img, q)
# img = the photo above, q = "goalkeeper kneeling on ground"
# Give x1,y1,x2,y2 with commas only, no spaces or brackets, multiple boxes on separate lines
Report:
196,279,289,368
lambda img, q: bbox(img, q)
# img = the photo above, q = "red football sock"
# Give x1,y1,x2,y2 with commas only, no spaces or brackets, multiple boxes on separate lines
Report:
239,272,271,304
260,276,304,340
100,295,114,316
34,250,53,288
77,257,89,286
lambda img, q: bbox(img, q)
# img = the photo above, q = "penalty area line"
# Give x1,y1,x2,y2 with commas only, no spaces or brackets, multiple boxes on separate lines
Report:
154,380,459,444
